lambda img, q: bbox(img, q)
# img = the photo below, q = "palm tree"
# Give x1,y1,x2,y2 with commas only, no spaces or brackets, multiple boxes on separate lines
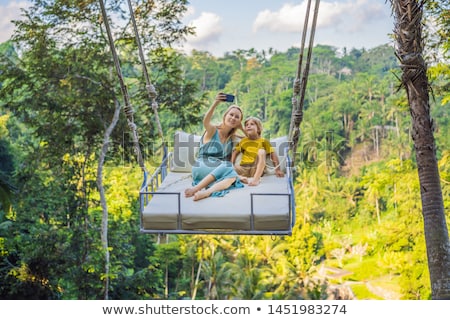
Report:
0,172,13,214
0,116,15,215
391,0,450,299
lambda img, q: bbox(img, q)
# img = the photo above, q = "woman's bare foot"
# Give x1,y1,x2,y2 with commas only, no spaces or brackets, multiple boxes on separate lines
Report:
185,187,197,197
248,177,260,186
193,190,210,201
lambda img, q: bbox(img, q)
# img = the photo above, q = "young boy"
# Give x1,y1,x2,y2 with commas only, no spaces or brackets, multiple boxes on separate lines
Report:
231,116,284,186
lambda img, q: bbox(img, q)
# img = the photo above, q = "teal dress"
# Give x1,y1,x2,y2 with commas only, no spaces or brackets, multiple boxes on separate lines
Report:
192,129,244,197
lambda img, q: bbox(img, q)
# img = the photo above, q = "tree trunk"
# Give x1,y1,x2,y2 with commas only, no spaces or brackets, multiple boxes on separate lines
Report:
191,259,202,300
97,99,121,300
392,0,450,299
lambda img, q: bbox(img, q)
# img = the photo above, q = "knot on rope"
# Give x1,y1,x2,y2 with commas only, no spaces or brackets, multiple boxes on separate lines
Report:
151,101,159,111
293,78,301,95
146,84,158,98
293,109,303,120
128,121,137,131
124,104,134,117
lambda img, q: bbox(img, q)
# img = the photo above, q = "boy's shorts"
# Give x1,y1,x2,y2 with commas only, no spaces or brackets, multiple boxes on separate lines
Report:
235,163,264,178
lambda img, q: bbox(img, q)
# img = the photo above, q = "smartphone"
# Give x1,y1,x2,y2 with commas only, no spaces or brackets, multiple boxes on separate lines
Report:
225,94,235,102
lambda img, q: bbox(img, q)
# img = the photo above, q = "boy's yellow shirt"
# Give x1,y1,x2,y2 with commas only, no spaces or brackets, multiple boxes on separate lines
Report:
235,137,274,165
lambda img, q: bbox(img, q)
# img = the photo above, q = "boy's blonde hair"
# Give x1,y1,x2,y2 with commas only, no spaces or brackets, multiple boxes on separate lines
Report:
244,116,263,136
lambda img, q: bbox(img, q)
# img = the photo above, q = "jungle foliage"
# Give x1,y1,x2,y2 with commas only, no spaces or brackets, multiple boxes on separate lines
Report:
0,0,449,299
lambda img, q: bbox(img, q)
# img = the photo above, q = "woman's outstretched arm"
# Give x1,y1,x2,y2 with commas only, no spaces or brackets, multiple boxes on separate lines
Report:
203,93,225,143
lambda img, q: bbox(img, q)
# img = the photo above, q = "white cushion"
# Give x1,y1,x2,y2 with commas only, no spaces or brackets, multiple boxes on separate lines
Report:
265,136,289,174
170,131,201,172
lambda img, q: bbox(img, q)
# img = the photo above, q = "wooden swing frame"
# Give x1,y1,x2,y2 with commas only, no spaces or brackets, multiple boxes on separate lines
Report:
100,0,320,236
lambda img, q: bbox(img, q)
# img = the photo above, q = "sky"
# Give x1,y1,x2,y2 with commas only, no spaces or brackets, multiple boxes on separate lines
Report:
0,0,394,57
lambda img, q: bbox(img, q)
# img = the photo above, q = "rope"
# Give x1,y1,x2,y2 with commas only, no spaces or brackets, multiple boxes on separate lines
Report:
98,0,148,174
126,0,167,165
265,157,287,171
288,0,320,166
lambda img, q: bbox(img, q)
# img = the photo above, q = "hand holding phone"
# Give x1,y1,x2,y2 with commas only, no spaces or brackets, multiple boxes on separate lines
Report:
224,94,235,102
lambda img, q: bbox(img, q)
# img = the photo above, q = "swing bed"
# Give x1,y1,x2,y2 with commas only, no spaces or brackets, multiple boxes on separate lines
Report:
139,132,295,235
100,0,320,236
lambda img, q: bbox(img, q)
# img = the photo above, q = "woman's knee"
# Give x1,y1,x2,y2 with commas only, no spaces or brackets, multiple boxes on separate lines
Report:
222,176,236,185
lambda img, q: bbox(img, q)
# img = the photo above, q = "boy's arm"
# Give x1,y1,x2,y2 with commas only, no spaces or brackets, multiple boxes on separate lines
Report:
231,140,243,164
231,149,239,164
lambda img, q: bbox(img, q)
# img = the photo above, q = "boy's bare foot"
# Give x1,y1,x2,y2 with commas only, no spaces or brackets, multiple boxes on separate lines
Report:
239,175,249,184
193,190,210,201
248,178,260,186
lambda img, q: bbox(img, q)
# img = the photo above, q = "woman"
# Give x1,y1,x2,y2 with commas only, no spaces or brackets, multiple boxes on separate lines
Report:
185,93,244,201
